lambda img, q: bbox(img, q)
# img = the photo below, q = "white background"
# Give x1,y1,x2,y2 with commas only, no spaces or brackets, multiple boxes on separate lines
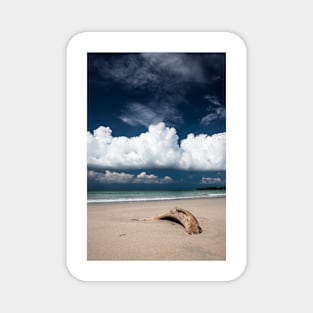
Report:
0,0,312,312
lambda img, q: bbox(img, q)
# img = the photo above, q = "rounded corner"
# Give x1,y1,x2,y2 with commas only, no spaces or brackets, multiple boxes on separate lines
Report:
224,31,247,51
66,31,89,52
226,259,248,282
65,261,88,283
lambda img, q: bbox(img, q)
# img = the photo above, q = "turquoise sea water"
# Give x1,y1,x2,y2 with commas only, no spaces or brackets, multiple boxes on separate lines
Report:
88,189,226,203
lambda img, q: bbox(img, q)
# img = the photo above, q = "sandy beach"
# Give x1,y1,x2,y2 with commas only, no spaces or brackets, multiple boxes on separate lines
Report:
87,198,226,260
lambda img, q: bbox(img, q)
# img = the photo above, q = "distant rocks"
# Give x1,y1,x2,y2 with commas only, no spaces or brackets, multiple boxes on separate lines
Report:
196,186,226,190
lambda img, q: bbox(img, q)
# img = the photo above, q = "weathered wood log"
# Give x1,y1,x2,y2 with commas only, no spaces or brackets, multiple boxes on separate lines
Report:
132,207,202,235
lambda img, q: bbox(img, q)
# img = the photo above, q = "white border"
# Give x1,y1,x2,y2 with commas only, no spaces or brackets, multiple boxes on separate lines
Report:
66,32,247,281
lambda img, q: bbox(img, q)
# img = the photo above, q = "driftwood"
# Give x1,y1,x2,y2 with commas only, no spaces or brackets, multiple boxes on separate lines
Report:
132,207,202,235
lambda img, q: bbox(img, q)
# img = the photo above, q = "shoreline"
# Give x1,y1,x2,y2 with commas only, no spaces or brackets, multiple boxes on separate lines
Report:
88,197,226,261
87,195,226,204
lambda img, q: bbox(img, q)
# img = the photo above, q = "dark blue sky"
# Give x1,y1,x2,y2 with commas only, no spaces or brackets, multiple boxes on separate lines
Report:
87,53,226,190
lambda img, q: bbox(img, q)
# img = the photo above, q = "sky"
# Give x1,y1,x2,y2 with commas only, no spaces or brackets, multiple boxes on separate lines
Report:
87,53,226,190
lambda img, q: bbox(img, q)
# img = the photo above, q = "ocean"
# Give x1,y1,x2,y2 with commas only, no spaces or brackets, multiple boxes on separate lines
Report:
87,189,226,203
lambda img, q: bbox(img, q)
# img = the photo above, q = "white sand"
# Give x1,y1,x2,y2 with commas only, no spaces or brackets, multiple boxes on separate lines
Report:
88,198,226,260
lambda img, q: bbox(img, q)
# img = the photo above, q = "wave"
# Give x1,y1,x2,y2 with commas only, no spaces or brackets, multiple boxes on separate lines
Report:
87,193,226,204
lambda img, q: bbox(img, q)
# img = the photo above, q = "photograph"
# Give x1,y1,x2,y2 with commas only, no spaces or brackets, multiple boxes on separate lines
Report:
87,52,226,261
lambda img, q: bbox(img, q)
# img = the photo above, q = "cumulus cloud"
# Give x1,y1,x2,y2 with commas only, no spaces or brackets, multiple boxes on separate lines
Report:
87,122,225,171
201,95,226,126
88,170,173,184
88,170,134,184
134,171,173,184
201,177,222,184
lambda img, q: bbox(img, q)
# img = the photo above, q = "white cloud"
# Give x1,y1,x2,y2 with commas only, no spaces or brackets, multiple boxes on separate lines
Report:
180,132,226,170
201,177,222,184
88,170,134,184
201,95,226,125
134,171,173,184
88,170,173,184
203,95,221,106
88,122,225,171
141,53,206,83
120,102,182,127
201,107,226,125
91,54,219,118
95,53,206,90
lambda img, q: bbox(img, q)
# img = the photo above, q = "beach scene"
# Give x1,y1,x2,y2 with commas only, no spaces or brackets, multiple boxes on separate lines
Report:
87,53,226,260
